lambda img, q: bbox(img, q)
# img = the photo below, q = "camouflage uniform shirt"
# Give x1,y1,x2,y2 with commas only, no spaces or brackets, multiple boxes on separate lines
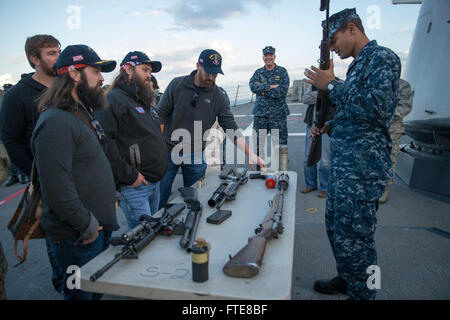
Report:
390,79,413,135
328,40,401,200
249,65,290,117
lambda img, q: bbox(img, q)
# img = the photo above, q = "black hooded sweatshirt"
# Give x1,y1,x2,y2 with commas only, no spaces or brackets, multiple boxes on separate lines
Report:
0,73,46,176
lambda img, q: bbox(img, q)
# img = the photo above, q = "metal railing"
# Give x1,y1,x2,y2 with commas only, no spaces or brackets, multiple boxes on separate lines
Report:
220,83,255,107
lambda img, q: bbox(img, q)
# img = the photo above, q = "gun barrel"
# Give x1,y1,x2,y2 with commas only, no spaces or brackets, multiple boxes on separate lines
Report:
186,209,202,253
180,211,194,248
90,252,123,282
208,183,227,207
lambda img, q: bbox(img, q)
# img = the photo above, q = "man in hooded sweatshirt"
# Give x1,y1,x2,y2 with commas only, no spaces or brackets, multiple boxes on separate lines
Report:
1,35,61,178
0,35,63,293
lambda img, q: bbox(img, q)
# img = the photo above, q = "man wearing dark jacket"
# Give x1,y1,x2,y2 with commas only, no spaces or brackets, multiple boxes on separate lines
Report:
97,51,167,228
32,44,118,300
156,49,265,209
1,35,61,177
0,35,64,293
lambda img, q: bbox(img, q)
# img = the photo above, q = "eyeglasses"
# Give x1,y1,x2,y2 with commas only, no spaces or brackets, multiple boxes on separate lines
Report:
191,91,199,108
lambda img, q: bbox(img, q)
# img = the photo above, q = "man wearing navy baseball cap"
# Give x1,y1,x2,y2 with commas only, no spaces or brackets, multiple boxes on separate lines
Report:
250,45,290,171
32,44,119,300
156,49,265,209
97,51,167,229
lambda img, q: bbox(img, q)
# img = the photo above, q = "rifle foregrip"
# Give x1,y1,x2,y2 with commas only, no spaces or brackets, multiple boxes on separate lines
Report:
223,236,267,278
134,231,156,252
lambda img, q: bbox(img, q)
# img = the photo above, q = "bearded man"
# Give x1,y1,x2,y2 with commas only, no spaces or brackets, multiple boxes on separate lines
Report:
0,34,65,293
32,44,118,300
1,34,61,178
96,51,167,228
156,49,265,209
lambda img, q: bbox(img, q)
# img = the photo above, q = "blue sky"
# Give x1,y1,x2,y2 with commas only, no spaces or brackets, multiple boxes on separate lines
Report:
0,0,420,90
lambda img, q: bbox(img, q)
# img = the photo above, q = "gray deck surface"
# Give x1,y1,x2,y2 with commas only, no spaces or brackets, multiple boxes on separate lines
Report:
1,101,449,300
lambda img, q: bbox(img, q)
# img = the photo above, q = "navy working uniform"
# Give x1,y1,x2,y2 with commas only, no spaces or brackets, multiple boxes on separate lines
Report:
249,46,290,146
324,9,401,300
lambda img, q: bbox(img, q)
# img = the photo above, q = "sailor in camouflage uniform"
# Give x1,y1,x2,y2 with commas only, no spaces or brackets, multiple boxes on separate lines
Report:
249,46,290,168
379,79,413,203
305,8,401,300
0,242,7,300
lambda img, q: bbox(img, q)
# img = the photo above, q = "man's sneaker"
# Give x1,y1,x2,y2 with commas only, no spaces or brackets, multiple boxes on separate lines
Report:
314,276,347,295
318,191,327,198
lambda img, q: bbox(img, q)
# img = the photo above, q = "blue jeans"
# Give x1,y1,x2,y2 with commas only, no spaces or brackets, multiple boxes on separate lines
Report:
48,230,112,300
45,237,64,293
159,151,207,209
120,182,160,229
304,124,331,191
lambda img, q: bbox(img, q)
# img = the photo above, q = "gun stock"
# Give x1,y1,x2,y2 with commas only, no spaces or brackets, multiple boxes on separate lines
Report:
307,0,331,167
223,185,286,278
223,236,267,278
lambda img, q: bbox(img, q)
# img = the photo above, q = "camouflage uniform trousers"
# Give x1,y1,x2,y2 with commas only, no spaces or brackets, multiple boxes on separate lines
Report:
0,242,8,300
388,117,404,186
325,179,378,300
253,115,288,149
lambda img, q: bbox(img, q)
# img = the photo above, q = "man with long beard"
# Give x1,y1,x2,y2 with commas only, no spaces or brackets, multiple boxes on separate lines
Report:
32,44,119,300
97,51,167,228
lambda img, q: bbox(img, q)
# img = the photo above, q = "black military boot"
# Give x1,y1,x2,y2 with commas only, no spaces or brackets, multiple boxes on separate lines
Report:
3,175,19,187
314,276,347,295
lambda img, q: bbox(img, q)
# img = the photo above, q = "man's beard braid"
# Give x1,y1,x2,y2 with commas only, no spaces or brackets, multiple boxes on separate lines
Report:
77,72,107,111
132,74,155,107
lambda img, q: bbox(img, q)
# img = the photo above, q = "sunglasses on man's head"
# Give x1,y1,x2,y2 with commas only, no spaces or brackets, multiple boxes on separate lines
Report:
191,91,199,108
90,119,106,142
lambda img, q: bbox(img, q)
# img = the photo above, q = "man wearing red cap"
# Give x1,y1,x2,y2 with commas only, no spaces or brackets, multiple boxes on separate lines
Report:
32,44,118,300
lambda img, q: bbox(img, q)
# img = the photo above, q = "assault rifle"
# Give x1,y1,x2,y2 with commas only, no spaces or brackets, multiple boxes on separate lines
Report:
207,168,249,224
178,187,202,252
223,173,289,278
307,0,331,167
90,203,185,282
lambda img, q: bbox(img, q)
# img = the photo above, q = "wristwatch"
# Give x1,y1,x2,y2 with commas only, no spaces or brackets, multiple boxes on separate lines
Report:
327,80,337,92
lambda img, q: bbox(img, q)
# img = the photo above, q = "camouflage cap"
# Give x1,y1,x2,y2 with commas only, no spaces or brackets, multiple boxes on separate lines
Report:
322,8,360,40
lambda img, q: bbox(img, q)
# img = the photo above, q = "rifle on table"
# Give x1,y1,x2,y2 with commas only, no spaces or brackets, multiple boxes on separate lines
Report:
307,0,331,167
223,173,289,278
89,203,185,282
207,168,249,224
178,187,202,252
